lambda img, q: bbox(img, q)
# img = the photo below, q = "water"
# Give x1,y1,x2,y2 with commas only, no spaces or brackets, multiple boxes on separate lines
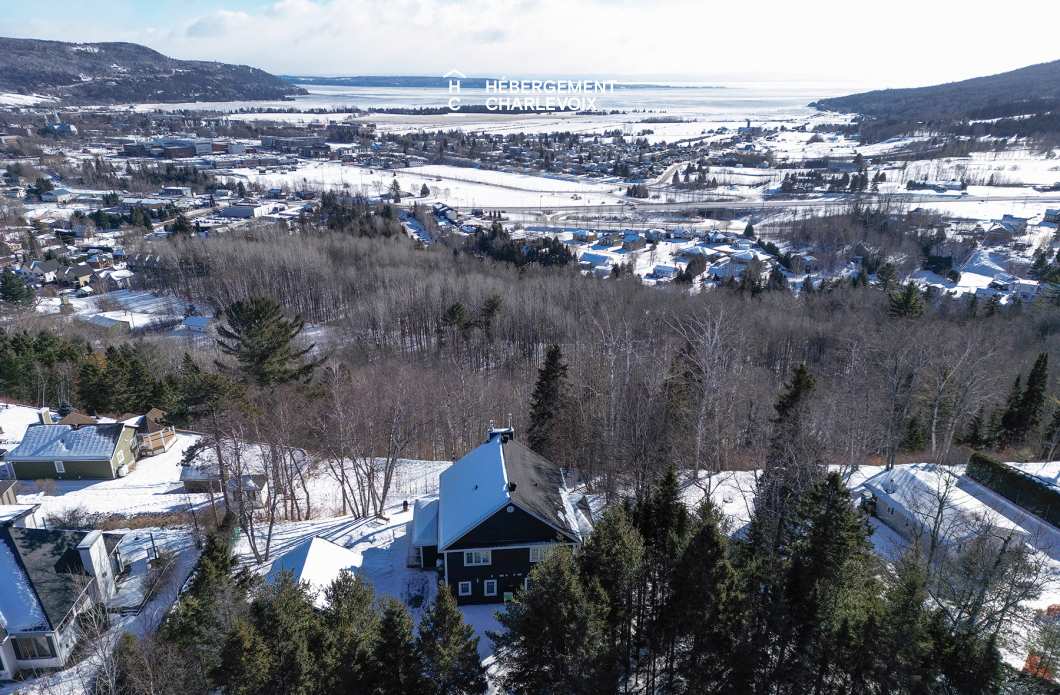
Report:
135,80,863,121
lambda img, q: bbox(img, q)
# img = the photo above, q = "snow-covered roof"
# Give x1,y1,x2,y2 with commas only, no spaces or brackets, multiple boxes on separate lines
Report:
411,497,439,548
6,423,126,461
436,433,585,551
0,534,48,632
265,536,359,607
437,436,510,550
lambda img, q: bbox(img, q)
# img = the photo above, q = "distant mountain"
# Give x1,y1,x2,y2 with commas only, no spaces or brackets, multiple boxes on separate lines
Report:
0,37,306,104
812,59,1060,121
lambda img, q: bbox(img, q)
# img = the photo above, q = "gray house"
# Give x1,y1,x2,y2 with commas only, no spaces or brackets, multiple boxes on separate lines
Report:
4,423,137,480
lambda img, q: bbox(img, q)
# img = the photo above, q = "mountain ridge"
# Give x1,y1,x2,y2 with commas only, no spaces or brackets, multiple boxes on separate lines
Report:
0,37,306,104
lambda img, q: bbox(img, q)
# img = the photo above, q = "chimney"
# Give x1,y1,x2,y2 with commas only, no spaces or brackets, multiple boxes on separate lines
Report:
77,530,117,600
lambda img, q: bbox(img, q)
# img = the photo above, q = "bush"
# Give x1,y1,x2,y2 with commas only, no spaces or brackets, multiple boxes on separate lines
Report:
967,452,1060,527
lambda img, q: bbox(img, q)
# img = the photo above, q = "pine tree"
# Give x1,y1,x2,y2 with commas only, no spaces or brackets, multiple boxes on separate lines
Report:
218,618,273,695
491,548,608,695
417,585,486,695
215,297,316,386
1015,353,1049,444
527,344,570,460
577,504,645,684
670,500,737,693
372,598,426,695
878,555,933,693
322,571,379,692
888,282,924,318
0,269,34,306
246,574,325,695
1000,374,1024,446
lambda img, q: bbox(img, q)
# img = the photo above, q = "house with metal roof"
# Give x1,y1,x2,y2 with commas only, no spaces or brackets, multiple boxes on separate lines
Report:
0,525,125,678
410,426,593,604
4,423,137,480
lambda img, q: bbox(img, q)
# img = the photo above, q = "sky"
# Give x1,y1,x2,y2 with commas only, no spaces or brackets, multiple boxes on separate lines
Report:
1,0,1057,88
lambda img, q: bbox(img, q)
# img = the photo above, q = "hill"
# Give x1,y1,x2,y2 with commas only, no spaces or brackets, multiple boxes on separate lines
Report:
0,37,306,104
812,59,1060,122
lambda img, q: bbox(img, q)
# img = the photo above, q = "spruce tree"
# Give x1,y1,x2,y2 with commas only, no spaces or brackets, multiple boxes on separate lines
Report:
246,573,325,695
1016,353,1049,444
215,297,316,386
322,571,379,692
878,555,933,693
0,269,34,306
372,598,426,695
670,500,737,693
218,619,273,695
417,585,486,695
491,548,608,695
527,344,570,460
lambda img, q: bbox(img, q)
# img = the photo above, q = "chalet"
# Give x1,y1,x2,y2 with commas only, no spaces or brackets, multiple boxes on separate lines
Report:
410,426,592,605
4,423,137,480
27,259,60,284
0,526,124,679
58,263,94,288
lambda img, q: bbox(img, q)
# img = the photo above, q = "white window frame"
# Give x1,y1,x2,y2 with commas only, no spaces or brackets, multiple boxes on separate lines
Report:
464,550,491,566
484,579,497,597
54,460,65,474
523,576,532,591
529,545,552,563
457,581,472,597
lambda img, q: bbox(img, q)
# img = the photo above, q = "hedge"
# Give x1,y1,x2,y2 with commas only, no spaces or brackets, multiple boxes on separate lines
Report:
966,452,1060,528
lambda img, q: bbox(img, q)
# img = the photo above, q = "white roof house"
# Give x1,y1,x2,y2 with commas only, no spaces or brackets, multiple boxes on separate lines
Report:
265,536,360,607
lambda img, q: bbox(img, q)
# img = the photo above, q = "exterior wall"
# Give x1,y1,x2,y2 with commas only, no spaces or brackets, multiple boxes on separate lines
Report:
445,547,533,605
421,544,438,570
447,504,572,550
12,458,116,480
11,427,135,480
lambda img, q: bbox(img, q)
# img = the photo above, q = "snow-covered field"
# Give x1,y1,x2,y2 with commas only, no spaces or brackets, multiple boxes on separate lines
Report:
223,161,628,208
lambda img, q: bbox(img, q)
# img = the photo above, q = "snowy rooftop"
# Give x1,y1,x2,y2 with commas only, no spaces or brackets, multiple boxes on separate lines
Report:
6,423,126,461
265,536,360,607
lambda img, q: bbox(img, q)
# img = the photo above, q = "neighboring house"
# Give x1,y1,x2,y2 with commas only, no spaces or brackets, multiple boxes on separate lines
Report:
59,264,94,288
4,423,137,480
178,440,281,507
410,426,592,605
27,259,60,284
265,536,359,607
1045,209,1060,224
860,464,1029,556
0,526,124,679
0,503,41,528
122,408,176,457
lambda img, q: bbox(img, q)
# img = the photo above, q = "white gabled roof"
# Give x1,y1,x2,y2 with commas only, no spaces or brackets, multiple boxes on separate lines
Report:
265,536,359,607
411,497,439,547
437,436,509,551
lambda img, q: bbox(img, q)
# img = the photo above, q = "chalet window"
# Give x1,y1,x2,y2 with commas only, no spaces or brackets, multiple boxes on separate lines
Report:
529,545,553,563
484,580,497,597
458,581,472,597
12,635,55,660
464,550,491,566
54,460,65,474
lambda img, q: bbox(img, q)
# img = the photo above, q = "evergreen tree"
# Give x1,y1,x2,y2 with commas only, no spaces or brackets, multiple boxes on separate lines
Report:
215,297,316,386
218,619,273,695
1015,353,1050,444
372,598,426,695
670,500,737,693
322,571,379,692
491,549,608,695
577,504,645,684
888,282,925,318
417,585,486,695
244,574,325,695
0,269,34,306
878,555,934,693
743,223,755,238
527,344,570,461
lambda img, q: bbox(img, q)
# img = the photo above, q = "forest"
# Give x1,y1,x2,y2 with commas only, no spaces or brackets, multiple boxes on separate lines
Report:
4,202,1060,693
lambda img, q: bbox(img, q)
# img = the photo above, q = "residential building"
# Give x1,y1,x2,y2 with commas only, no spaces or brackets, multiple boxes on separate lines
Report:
4,423,137,480
0,526,124,678
410,426,592,605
